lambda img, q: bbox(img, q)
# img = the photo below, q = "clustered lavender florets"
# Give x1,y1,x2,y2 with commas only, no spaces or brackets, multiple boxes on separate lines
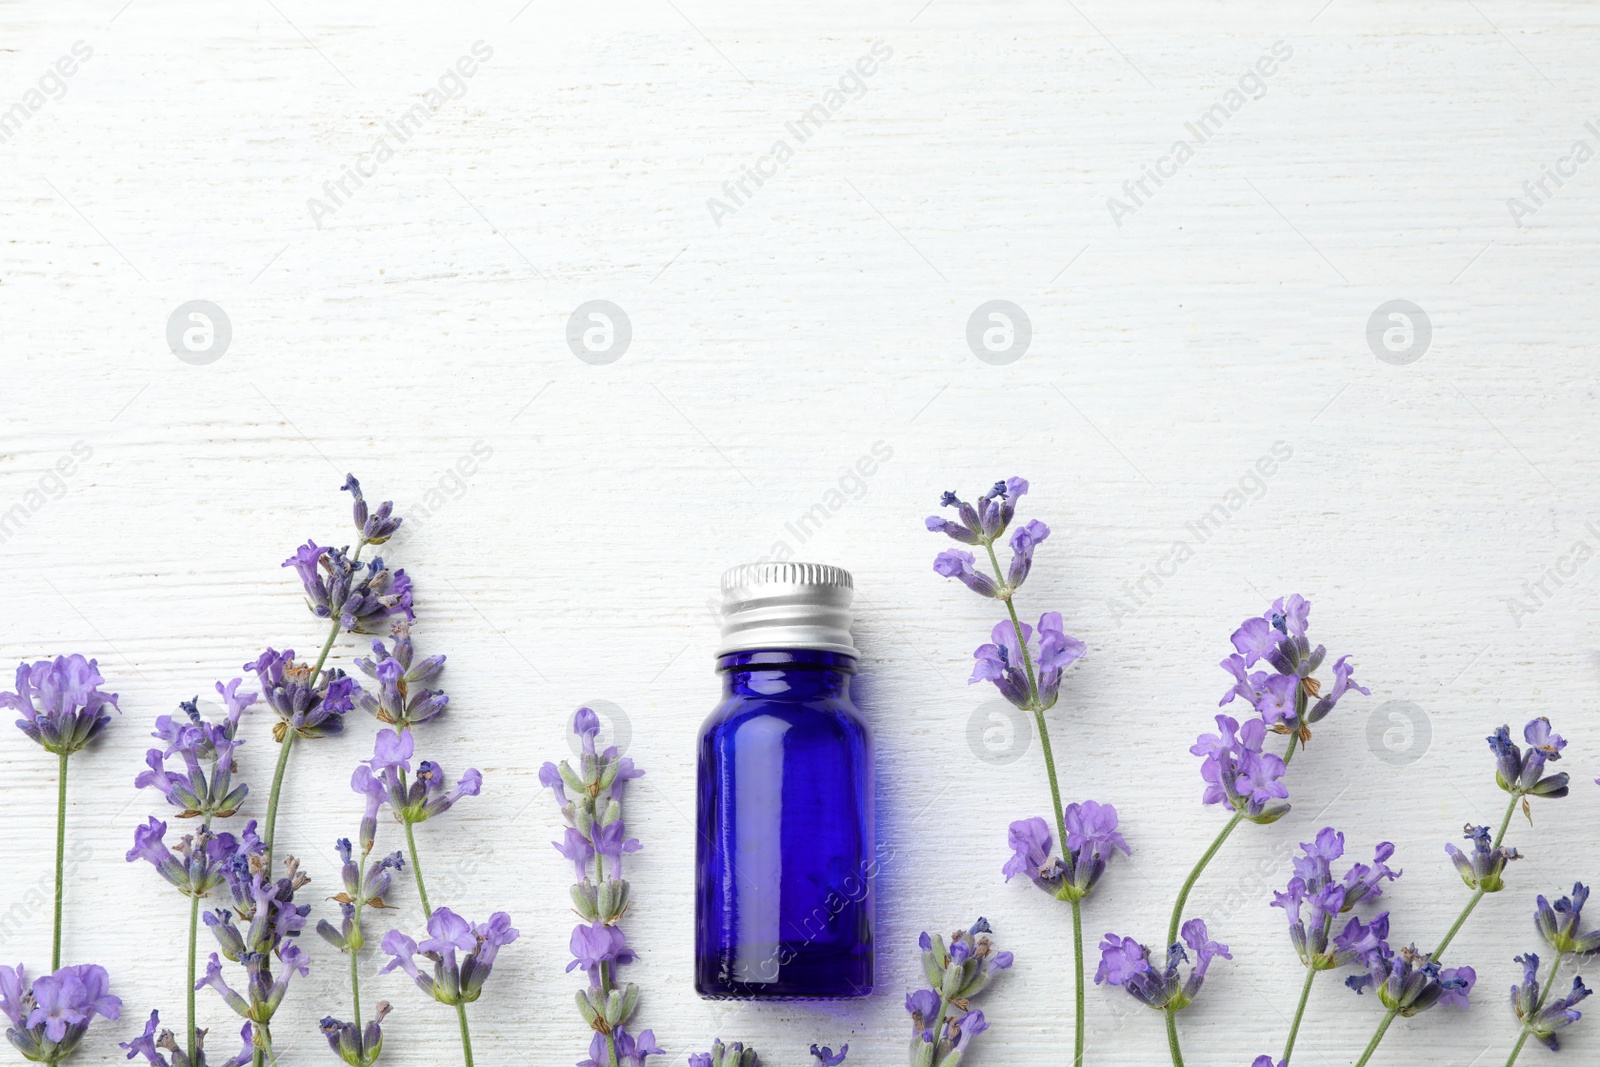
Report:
542,708,654,1066
1272,827,1399,971
1003,802,1129,903
905,919,1011,1066
1096,919,1230,1013
0,964,122,1064
0,654,120,756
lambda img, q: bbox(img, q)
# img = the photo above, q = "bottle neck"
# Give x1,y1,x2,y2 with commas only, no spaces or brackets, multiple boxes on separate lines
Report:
717,649,856,700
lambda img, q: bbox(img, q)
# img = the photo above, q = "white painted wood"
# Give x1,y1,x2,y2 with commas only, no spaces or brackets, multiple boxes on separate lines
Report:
3,1,1599,1064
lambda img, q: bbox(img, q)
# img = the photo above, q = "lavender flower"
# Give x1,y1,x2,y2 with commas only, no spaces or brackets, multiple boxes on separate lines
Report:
0,655,119,755
690,1040,758,1067
282,542,413,634
1490,719,1571,800
1191,714,1290,823
1271,827,1400,969
1218,596,1369,735
933,550,1001,598
198,857,312,1033
360,730,481,824
1095,919,1231,1012
353,624,448,729
1249,1059,1285,1067
1536,883,1600,955
1002,803,1129,903
969,614,1086,711
320,1003,390,1067
121,1010,253,1067
1446,824,1522,894
809,1045,848,1065
906,919,1010,1067
342,475,402,545
0,964,120,1064
926,480,1029,546
246,648,358,741
577,1028,662,1067
1511,953,1590,1050
127,818,261,897
134,685,256,819
380,908,519,1005
1346,939,1476,1016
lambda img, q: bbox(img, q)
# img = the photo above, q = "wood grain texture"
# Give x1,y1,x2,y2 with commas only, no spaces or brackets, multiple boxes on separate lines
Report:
3,1,1599,1064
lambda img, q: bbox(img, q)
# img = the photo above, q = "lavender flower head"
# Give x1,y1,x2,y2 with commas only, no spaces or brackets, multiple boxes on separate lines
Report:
1191,714,1289,824
1095,919,1231,1012
320,1002,390,1067
577,1028,662,1067
342,474,402,545
380,908,519,1006
282,541,412,634
968,613,1086,712
1272,827,1400,969
135,683,257,820
1445,824,1522,894
1345,937,1475,1016
1536,883,1600,955
121,1009,253,1067
809,1044,848,1065
1218,596,1369,735
353,623,448,729
197,857,312,1034
127,817,262,899
689,1040,758,1067
1002,802,1129,903
906,919,1009,1067
1511,953,1591,1050
926,479,1030,547
246,648,359,741
1489,719,1571,800
358,729,481,825
0,963,121,1064
0,655,119,756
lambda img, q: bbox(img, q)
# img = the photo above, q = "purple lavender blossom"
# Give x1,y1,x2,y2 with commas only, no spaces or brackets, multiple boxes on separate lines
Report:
1535,883,1600,955
1005,519,1050,589
1002,804,1130,903
353,623,448,729
1095,919,1231,1012
1346,939,1475,1016
1512,953,1591,1050
134,685,256,819
121,1009,253,1067
1271,827,1399,969
578,1028,662,1067
283,540,413,634
1489,720,1571,799
380,909,519,1005
126,817,261,898
342,474,402,545
926,479,1029,546
688,1039,758,1067
933,549,1002,598
360,729,481,824
1191,714,1290,823
969,613,1086,711
198,857,312,1037
1217,596,1368,732
907,920,1010,1065
809,1044,848,1065
246,648,358,740
1445,824,1521,893
0,963,121,1063
320,1002,390,1067
0,655,119,755
566,922,638,988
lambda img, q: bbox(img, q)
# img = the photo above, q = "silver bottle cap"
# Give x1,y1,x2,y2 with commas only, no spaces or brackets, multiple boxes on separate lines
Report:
717,562,856,658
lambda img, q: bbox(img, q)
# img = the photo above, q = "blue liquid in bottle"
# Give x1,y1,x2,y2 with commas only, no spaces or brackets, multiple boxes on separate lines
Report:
695,564,874,999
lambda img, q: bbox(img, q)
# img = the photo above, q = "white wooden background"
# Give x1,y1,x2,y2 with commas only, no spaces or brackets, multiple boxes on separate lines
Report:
3,1,1599,1064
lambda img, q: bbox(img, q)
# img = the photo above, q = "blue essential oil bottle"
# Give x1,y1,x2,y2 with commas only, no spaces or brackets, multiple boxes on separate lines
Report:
695,562,875,999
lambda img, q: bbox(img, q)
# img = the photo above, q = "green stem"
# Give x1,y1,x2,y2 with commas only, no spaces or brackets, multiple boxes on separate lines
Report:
1167,813,1244,947
1071,898,1085,1067
1491,793,1518,850
187,890,201,1064
457,1004,476,1067
404,821,432,917
1351,1009,1398,1067
1281,964,1318,1064
1433,889,1484,960
52,752,66,972
349,849,367,1033
1164,1009,1184,1067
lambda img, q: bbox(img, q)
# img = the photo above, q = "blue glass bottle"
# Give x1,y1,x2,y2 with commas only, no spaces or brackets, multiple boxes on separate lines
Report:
696,563,874,999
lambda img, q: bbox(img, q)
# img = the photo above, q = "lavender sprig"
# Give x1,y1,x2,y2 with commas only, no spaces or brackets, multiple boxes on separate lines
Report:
905,919,1011,1067
1349,718,1573,1067
927,480,1093,1066
121,1008,253,1066
1096,918,1231,1013
1165,597,1368,1067
315,834,403,1067
542,708,653,1067
0,655,123,1065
